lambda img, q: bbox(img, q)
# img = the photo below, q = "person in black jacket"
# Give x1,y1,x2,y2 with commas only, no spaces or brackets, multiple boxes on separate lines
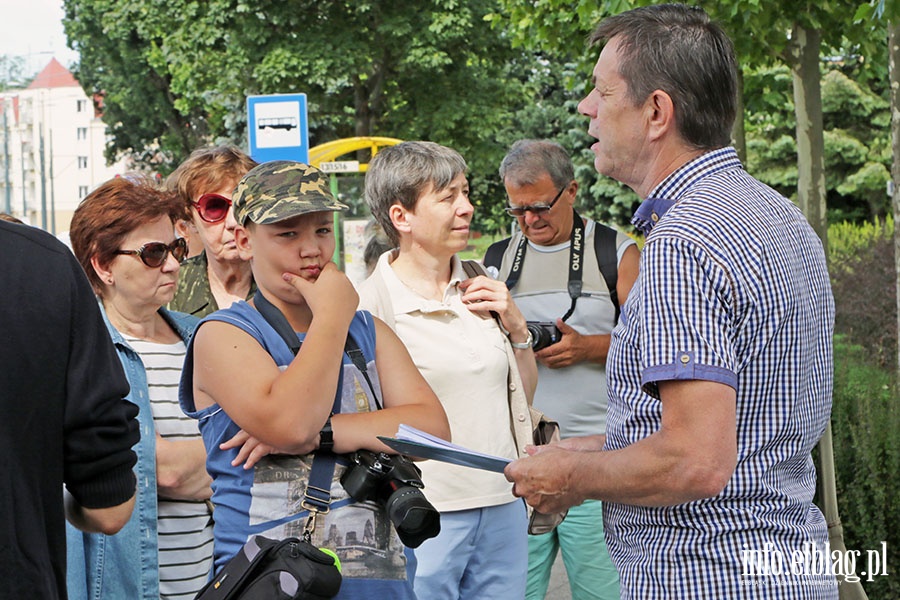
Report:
0,219,139,599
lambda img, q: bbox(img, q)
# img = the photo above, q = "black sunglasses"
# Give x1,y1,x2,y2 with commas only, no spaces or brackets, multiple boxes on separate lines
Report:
505,186,567,217
192,193,232,223
115,237,188,268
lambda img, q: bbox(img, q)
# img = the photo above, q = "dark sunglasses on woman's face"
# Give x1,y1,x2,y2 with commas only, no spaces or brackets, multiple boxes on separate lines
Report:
192,193,233,223
114,237,188,268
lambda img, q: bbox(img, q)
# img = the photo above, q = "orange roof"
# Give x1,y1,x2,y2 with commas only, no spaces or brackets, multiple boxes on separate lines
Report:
27,58,80,90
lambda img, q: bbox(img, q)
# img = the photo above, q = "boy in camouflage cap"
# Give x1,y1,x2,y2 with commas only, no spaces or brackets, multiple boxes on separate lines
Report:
232,161,347,225
181,159,449,600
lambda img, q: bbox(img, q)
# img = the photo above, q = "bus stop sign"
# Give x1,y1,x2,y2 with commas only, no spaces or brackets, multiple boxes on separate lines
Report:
247,93,309,163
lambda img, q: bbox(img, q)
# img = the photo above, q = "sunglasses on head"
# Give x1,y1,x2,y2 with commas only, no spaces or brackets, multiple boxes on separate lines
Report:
192,193,233,223
504,186,567,217
114,237,188,268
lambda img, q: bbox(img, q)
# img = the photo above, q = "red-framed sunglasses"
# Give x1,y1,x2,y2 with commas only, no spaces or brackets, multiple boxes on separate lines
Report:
114,237,188,268
192,193,233,223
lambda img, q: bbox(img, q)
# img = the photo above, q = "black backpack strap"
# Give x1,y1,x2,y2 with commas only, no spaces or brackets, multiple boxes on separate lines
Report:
461,259,486,279
461,259,505,328
593,223,620,324
251,290,341,528
482,238,511,270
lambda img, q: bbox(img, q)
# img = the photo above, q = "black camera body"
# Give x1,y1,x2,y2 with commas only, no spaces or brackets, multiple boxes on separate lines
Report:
526,321,562,351
341,451,440,548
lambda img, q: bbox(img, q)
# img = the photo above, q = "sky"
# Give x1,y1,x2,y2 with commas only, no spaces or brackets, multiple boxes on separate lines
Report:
0,0,79,76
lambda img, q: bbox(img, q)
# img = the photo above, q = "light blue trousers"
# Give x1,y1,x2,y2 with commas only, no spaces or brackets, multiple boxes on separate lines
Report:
413,500,528,600
526,500,620,600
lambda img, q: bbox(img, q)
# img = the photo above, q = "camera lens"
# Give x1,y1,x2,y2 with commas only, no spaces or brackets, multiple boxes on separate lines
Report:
384,486,441,548
528,322,555,352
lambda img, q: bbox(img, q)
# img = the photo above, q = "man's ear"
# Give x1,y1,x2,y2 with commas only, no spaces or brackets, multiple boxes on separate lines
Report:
235,225,253,261
646,89,675,141
389,204,411,238
565,179,579,205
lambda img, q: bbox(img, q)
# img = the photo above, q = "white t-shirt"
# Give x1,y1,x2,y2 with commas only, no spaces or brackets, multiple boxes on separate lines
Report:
124,336,213,600
493,220,636,438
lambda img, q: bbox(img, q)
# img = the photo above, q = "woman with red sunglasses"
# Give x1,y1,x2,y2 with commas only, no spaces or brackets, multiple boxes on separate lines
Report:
166,145,259,318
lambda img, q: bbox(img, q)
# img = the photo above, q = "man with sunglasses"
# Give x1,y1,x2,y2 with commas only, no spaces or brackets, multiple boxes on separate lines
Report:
167,145,259,318
484,139,638,600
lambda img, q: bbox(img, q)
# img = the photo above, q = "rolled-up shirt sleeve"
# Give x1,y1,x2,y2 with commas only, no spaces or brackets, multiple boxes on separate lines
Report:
639,235,738,399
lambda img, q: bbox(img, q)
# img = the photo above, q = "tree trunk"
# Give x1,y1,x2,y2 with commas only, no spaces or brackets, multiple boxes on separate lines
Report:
733,67,747,163
787,22,868,600
891,21,900,380
353,75,372,138
789,24,828,246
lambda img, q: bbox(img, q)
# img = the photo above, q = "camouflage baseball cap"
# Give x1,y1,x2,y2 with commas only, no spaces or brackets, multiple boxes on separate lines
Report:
232,161,348,225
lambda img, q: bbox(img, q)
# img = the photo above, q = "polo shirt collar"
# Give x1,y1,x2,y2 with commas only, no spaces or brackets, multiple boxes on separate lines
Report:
631,146,742,236
379,250,464,315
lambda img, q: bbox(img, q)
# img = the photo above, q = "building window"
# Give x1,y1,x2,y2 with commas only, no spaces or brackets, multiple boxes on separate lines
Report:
77,156,88,169
78,186,89,199
76,127,87,141
76,99,88,113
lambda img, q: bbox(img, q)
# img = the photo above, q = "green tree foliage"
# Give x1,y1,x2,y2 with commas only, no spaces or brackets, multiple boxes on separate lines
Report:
494,0,892,230
62,0,527,188
63,0,209,168
482,53,639,232
61,0,895,232
744,61,891,222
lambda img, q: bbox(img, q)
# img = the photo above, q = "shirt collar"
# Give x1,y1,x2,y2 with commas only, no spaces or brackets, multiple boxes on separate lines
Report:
379,250,464,316
99,301,191,347
631,147,742,236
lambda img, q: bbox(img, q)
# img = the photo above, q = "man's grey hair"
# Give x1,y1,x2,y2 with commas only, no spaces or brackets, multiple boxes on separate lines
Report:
499,139,574,190
365,141,467,246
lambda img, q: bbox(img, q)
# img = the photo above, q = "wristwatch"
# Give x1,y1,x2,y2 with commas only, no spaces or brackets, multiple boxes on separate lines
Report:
509,329,534,350
319,414,334,452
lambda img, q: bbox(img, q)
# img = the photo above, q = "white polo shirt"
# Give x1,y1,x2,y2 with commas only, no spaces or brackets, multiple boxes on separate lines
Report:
358,251,518,512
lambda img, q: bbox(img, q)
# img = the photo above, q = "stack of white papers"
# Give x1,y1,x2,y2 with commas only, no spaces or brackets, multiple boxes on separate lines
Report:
378,424,512,473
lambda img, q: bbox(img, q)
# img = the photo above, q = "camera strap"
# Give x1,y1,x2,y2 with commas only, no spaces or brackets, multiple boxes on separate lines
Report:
503,208,585,322
252,289,352,536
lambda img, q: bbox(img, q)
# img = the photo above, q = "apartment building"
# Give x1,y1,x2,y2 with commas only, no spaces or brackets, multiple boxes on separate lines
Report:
0,58,127,234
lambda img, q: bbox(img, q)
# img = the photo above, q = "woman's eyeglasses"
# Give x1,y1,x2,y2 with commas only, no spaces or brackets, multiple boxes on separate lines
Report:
504,186,566,217
192,193,233,223
115,237,188,268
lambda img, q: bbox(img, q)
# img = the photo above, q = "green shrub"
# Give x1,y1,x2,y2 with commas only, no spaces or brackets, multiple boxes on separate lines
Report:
828,215,893,267
830,337,900,598
828,218,896,368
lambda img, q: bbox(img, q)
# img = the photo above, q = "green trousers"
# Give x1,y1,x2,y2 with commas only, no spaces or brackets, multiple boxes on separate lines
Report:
525,499,620,600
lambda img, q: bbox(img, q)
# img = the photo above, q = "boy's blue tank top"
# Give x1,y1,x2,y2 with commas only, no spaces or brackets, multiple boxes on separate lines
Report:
180,301,416,599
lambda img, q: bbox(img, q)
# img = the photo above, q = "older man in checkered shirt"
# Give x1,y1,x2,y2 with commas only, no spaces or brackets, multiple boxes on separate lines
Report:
506,5,838,599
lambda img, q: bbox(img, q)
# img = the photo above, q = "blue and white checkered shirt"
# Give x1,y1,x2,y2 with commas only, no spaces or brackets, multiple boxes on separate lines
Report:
605,147,838,598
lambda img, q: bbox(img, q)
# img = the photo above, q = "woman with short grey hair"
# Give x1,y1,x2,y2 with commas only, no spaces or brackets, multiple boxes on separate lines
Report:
359,141,537,600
